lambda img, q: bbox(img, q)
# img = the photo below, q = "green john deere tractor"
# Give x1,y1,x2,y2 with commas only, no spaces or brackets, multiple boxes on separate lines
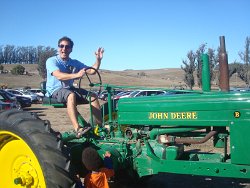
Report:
0,36,250,187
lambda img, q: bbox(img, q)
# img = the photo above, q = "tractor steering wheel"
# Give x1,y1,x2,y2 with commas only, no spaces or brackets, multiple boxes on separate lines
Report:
78,67,102,103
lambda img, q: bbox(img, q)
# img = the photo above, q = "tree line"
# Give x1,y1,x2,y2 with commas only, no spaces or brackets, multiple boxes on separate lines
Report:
0,45,57,78
181,36,250,89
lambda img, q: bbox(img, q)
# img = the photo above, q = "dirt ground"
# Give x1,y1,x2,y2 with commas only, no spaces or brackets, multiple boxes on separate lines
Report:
24,102,97,132
23,103,250,188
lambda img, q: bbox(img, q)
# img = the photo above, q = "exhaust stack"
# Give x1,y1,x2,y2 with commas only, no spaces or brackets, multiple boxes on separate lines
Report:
219,36,229,91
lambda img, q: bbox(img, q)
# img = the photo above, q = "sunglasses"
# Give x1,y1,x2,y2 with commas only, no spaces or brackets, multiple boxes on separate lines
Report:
58,44,71,49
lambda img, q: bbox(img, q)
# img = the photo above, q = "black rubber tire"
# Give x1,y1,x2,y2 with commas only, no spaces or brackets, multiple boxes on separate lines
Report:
0,109,75,188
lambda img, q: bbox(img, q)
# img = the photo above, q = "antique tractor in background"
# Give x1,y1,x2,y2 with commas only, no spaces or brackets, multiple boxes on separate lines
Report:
0,36,250,187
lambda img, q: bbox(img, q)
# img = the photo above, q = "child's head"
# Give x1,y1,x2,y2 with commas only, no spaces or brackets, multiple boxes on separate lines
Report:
82,147,103,171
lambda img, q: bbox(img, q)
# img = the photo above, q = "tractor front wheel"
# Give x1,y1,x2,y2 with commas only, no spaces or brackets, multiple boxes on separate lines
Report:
0,109,75,188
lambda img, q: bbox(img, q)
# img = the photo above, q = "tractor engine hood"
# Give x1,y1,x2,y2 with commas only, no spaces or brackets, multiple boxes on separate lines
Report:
117,92,250,126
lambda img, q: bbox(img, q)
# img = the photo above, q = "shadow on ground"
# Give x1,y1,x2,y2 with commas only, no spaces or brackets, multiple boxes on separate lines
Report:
23,107,48,117
111,173,250,188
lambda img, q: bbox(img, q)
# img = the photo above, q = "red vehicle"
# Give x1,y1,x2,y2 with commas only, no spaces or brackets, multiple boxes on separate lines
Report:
0,90,17,109
0,100,15,110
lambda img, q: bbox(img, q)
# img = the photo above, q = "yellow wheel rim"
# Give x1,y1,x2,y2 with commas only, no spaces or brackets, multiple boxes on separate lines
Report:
0,131,46,188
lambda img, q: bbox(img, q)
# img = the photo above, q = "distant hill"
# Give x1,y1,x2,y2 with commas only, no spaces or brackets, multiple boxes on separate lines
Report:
0,64,245,89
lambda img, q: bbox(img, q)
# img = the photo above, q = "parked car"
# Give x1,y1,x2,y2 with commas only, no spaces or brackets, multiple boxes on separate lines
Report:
158,90,194,96
99,90,124,101
0,100,14,111
0,90,17,109
27,88,44,101
5,89,39,103
113,91,133,100
3,90,32,109
230,87,250,92
99,91,107,100
120,90,167,98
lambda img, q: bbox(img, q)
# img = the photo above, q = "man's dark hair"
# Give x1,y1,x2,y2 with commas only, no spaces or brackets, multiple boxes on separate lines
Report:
58,36,74,48
82,147,103,171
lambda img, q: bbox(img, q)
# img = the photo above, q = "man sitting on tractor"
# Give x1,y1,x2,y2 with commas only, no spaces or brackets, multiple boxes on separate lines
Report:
45,36,104,137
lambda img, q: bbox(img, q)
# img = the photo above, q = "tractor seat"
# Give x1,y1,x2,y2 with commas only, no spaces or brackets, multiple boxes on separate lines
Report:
40,81,66,107
42,96,66,107
42,97,59,104
40,81,88,107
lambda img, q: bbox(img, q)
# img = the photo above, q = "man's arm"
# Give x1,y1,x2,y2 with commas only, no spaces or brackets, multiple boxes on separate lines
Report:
52,69,85,80
102,151,114,178
86,47,104,75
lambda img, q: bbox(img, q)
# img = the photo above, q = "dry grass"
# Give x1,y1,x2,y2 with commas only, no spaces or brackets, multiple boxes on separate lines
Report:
0,64,246,90
0,64,186,89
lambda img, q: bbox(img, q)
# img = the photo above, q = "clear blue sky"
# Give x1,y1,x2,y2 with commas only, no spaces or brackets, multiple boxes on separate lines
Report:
1,0,249,70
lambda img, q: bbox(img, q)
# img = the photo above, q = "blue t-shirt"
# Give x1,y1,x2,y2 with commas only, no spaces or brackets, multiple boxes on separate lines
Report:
46,55,89,96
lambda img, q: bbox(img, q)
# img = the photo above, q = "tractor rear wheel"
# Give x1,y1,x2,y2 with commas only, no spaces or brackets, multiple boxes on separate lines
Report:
0,109,75,188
